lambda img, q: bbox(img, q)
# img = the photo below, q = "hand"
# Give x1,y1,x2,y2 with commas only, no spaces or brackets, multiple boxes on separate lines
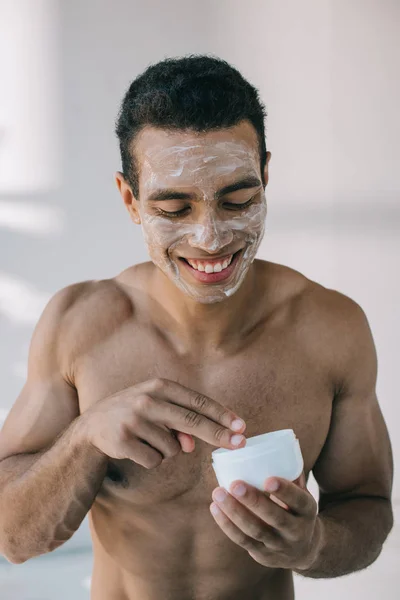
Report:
209,472,321,571
78,378,247,468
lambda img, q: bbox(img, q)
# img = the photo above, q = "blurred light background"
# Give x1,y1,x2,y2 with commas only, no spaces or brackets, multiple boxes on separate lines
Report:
0,0,399,598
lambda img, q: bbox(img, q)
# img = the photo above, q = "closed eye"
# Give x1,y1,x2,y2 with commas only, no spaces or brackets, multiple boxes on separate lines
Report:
155,198,255,219
155,206,191,218
223,198,254,211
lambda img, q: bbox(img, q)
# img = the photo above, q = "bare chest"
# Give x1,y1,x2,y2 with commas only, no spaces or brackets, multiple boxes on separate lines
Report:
75,322,333,507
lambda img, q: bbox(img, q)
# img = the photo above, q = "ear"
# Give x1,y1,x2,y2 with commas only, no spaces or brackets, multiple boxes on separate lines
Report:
115,171,141,224
263,151,272,187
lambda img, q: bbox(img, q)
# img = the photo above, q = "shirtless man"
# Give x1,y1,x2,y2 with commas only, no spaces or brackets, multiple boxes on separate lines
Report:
0,55,393,600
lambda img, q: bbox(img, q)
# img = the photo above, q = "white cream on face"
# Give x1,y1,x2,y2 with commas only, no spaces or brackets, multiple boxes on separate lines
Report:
137,134,267,304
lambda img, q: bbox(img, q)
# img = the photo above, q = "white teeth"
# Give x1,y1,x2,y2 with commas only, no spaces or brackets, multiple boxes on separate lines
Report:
186,253,234,273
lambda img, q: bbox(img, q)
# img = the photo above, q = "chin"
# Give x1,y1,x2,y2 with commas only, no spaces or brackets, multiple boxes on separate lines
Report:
187,292,232,305
175,271,248,304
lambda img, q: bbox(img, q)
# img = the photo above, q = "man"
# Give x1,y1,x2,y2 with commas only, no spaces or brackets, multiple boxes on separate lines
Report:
0,55,393,599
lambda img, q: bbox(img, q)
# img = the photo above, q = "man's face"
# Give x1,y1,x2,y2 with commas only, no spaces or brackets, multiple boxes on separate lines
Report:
129,121,270,304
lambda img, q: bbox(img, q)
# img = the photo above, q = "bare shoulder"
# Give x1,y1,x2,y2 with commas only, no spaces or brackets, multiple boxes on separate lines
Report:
264,260,370,329
49,276,135,383
50,277,134,327
262,261,375,385
294,269,372,343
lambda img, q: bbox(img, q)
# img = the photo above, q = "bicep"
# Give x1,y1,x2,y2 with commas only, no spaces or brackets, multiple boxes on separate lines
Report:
312,301,393,507
0,287,81,461
0,378,79,461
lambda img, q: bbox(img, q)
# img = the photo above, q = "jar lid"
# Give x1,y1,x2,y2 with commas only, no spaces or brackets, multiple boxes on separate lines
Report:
212,429,297,463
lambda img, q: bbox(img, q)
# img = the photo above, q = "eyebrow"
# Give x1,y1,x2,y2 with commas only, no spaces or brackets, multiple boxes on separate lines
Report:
146,175,263,202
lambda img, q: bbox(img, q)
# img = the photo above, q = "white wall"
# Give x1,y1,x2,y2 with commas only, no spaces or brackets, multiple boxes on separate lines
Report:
0,1,398,598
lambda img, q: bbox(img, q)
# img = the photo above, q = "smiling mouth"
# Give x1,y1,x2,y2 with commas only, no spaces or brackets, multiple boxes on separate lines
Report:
178,249,243,283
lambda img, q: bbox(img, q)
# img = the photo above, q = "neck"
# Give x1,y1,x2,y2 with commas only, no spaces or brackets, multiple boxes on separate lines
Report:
149,262,261,354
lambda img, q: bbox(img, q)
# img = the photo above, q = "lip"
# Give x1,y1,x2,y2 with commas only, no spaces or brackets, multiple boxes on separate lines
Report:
179,249,243,284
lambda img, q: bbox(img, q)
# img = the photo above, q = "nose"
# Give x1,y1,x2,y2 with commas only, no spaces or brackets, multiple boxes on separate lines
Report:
187,213,234,253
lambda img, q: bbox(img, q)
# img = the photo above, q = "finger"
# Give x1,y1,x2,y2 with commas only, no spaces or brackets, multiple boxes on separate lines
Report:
212,487,283,547
209,501,267,554
142,378,246,432
299,471,307,489
129,420,182,459
269,494,289,511
175,431,195,452
293,471,307,490
263,477,316,516
121,436,163,469
139,379,247,449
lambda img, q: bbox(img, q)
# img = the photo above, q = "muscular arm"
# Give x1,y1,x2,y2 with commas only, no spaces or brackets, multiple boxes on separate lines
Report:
0,284,108,564
295,295,394,578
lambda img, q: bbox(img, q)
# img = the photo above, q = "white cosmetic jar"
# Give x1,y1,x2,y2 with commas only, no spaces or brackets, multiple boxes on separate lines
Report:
211,429,303,492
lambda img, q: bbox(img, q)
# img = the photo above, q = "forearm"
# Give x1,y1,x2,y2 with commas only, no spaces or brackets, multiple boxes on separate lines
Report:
295,496,394,579
0,417,108,563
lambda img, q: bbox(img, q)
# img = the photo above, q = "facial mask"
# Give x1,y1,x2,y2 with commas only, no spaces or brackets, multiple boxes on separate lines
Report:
137,137,267,304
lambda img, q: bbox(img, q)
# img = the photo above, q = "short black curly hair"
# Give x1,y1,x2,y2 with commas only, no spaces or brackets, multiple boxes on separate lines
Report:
115,54,268,199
